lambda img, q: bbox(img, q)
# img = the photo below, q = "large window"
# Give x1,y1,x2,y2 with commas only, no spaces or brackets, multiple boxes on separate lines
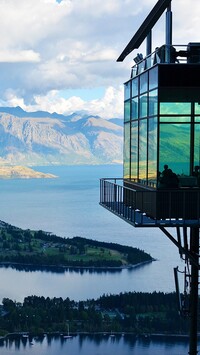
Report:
149,90,158,116
131,97,138,120
140,72,148,94
148,117,157,181
124,100,131,123
194,123,200,168
131,121,138,180
124,123,130,179
159,123,191,176
139,119,147,180
124,81,131,100
149,66,158,90
160,102,191,115
131,77,138,97
139,94,148,118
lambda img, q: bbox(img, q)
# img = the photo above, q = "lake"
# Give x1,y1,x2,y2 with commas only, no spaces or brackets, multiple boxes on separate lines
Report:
0,164,189,354
0,165,184,301
0,334,195,355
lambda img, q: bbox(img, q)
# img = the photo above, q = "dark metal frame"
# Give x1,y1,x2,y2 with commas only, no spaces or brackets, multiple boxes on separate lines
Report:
117,0,172,61
100,178,200,227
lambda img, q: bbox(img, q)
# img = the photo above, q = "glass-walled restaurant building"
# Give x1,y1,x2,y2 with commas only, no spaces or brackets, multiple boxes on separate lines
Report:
124,57,200,188
100,44,200,226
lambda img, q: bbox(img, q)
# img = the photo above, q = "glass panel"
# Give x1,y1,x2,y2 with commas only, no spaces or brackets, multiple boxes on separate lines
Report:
131,121,138,180
139,119,147,180
137,61,145,74
160,116,191,122
123,123,130,179
131,77,138,97
149,90,158,116
195,102,200,115
124,81,131,100
195,117,200,122
194,124,200,176
159,123,190,176
124,100,130,122
148,117,157,182
149,66,158,90
131,97,138,120
140,72,148,94
139,94,148,118
160,102,191,115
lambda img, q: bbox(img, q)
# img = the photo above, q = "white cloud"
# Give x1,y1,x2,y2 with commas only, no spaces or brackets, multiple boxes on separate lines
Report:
0,0,199,112
0,50,40,63
2,86,124,119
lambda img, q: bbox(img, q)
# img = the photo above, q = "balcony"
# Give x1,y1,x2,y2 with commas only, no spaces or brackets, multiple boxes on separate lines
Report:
100,178,200,228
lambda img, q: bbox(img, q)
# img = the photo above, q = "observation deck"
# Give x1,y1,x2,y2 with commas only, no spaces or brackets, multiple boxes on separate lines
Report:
100,178,200,228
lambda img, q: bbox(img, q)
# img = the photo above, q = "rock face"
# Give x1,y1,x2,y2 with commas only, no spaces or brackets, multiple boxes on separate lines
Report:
0,107,123,166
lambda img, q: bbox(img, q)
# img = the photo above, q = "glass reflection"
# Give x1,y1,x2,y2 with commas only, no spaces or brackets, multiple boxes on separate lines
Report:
131,121,138,180
195,102,200,115
159,123,190,176
131,97,138,120
139,120,147,180
139,94,148,118
149,90,158,116
160,116,191,122
194,123,200,168
148,117,157,182
124,101,130,123
124,123,130,179
149,66,158,90
124,81,131,100
160,102,191,115
131,77,138,97
140,72,148,94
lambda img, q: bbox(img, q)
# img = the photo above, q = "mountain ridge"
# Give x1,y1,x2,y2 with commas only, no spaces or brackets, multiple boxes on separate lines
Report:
0,107,123,166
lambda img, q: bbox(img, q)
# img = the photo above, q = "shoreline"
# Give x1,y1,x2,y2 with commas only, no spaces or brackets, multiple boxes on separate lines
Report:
0,331,196,341
0,259,154,272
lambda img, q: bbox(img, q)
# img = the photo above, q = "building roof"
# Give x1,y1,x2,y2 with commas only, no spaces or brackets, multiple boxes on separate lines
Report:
117,0,172,62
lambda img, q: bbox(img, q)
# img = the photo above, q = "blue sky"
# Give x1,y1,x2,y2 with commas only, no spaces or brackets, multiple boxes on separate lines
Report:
0,0,199,118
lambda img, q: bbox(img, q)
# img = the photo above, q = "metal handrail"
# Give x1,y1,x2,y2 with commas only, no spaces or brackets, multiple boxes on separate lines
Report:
100,178,200,227
131,44,200,78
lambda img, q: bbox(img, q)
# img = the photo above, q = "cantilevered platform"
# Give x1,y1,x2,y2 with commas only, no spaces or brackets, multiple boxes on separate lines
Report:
100,178,200,228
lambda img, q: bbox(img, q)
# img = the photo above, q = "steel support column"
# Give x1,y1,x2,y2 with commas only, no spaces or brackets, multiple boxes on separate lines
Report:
188,227,199,355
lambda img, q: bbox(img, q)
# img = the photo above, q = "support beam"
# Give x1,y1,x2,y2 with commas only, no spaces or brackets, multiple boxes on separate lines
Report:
117,0,172,61
188,227,199,355
159,227,199,267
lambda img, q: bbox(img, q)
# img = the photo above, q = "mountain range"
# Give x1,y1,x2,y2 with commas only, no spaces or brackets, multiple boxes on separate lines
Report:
0,107,123,166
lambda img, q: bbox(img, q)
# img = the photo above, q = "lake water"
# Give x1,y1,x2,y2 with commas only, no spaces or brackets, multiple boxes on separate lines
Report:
0,165,190,354
0,334,195,355
0,165,184,302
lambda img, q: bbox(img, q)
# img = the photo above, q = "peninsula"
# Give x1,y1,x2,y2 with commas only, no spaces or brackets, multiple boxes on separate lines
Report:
0,222,153,269
0,166,57,179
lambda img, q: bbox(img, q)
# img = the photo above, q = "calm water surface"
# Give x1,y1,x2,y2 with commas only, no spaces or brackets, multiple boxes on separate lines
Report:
0,165,188,354
0,165,184,302
0,334,195,355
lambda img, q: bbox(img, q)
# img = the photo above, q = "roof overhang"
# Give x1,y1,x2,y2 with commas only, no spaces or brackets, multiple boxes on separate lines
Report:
117,0,172,62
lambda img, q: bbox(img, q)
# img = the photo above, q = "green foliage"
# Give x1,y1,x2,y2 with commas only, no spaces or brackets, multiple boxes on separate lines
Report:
0,223,153,269
0,292,195,336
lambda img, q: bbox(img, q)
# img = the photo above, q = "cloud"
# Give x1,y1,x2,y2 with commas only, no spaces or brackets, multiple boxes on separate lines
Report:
1,86,124,119
0,50,40,63
0,0,199,112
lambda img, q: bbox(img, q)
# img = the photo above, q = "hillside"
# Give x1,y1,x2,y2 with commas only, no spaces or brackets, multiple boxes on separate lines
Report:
0,107,123,166
0,222,153,269
0,165,57,179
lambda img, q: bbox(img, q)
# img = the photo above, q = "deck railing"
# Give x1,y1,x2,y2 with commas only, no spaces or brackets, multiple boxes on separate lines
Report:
100,178,200,227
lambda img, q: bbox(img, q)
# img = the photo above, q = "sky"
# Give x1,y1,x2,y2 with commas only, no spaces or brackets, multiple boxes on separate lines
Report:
0,0,199,118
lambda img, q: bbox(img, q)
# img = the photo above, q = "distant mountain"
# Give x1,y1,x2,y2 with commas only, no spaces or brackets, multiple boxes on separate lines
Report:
0,107,123,166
